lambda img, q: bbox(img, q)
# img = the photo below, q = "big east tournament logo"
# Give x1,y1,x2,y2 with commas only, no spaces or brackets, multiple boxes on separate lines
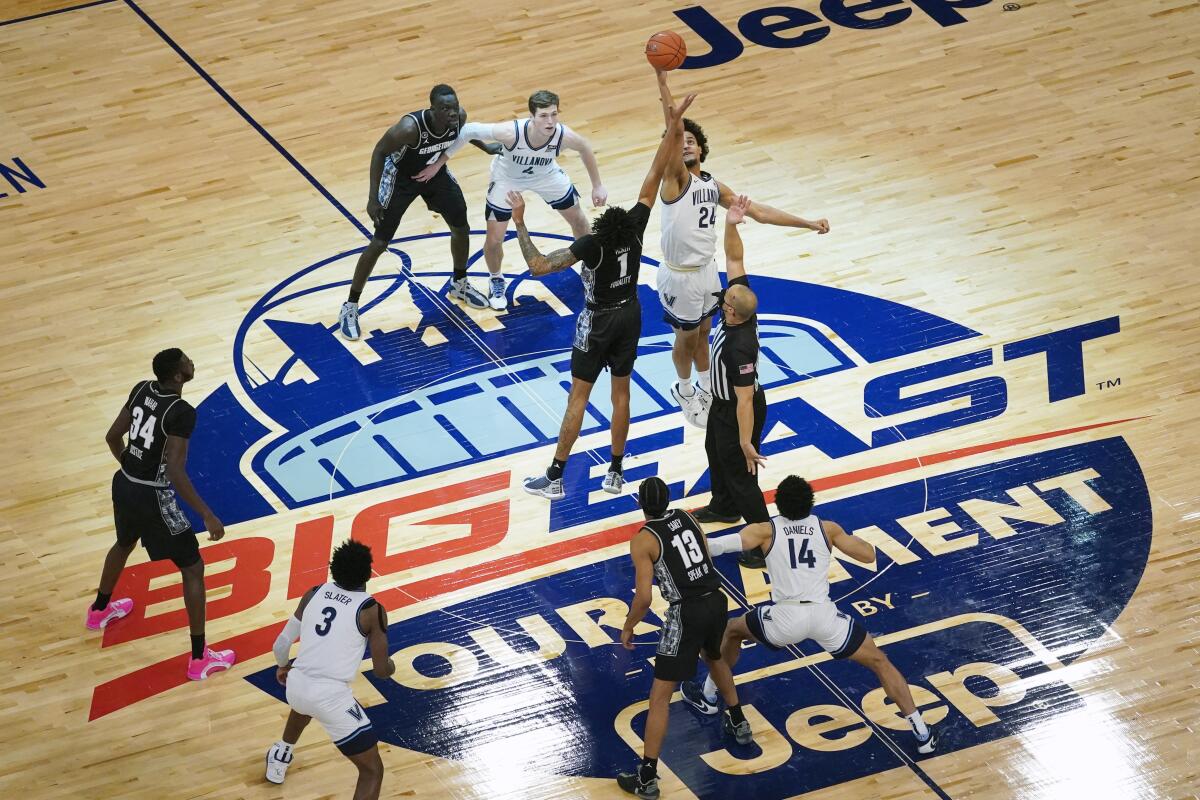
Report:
90,232,1147,798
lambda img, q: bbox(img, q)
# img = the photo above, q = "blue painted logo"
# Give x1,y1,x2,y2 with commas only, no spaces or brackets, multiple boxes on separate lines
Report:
220,232,1145,796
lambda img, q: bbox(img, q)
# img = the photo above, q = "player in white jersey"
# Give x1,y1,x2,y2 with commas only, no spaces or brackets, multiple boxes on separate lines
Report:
654,71,830,432
694,476,941,755
264,540,396,799
448,90,607,310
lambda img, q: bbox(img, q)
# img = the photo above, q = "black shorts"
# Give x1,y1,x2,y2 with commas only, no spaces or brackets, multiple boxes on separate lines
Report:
654,591,728,682
571,300,641,383
374,167,468,242
111,471,201,569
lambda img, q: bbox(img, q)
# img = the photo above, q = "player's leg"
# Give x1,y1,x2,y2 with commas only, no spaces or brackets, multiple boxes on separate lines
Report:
483,218,510,310
617,677,672,799
427,170,487,309
556,196,590,239
342,182,420,339
177,543,235,679
346,745,385,800
691,314,714,391
265,709,311,784
847,633,937,751
603,303,641,494
88,473,140,629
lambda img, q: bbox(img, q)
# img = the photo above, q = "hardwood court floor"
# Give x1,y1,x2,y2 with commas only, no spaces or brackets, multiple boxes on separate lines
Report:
1,1,1197,798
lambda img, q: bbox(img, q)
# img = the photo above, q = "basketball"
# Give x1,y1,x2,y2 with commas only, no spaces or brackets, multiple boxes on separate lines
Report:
645,31,686,71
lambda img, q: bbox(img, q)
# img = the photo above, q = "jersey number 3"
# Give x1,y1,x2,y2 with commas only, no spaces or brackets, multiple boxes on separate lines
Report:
314,606,337,636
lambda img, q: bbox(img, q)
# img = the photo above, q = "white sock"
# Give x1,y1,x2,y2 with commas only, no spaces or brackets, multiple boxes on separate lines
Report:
703,674,718,703
273,740,293,756
677,380,696,397
697,369,711,392
906,711,929,739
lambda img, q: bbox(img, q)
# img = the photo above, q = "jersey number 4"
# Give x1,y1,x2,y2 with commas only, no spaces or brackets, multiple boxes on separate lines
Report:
129,406,156,449
788,538,817,569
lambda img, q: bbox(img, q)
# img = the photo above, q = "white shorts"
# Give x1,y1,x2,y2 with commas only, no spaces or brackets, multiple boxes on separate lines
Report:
656,256,721,330
485,168,578,221
746,599,866,659
286,669,374,749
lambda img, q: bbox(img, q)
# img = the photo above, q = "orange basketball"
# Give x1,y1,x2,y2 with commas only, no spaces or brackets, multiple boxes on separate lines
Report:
645,31,687,71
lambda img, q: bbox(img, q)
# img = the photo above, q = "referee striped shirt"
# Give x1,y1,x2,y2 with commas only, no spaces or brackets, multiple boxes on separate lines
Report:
709,275,760,402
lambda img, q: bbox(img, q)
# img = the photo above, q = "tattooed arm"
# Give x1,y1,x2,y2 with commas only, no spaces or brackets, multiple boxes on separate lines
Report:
507,190,580,276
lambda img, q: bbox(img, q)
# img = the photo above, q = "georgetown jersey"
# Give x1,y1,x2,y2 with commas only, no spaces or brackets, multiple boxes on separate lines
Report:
293,582,378,684
660,171,719,267
765,514,833,603
569,202,651,305
643,509,721,603
121,381,196,486
491,119,566,183
380,108,461,204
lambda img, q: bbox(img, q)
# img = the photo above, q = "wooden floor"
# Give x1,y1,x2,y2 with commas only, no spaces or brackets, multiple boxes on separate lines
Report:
2,0,1198,798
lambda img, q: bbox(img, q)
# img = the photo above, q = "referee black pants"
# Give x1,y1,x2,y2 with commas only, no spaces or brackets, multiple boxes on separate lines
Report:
705,388,769,523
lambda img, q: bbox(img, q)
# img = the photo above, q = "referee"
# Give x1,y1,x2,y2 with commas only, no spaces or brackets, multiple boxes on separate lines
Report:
695,195,769,567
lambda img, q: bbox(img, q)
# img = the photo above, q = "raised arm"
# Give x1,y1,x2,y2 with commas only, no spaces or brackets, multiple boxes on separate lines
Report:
638,81,696,209
561,126,607,207
655,70,693,202
724,193,750,282
507,190,579,276
717,182,829,233
826,520,875,564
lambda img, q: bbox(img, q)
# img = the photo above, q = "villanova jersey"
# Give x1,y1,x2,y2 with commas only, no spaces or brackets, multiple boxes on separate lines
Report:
491,119,566,182
121,381,196,486
380,108,460,203
660,171,720,267
293,582,377,684
642,509,721,603
764,514,833,603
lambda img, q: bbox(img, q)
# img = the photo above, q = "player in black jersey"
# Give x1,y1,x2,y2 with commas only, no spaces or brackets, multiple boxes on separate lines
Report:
84,348,236,680
337,84,503,339
615,478,743,800
509,77,695,501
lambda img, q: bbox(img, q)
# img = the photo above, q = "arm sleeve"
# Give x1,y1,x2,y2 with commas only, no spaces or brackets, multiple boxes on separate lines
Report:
273,616,302,667
707,533,745,557
446,122,495,157
631,202,652,233
164,402,197,438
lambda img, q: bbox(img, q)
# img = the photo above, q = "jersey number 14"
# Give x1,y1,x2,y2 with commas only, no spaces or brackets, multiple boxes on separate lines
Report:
788,537,816,569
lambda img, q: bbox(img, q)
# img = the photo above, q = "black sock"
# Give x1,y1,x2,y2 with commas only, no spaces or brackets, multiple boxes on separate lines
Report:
638,757,658,783
453,267,467,282
610,454,624,474
92,591,111,612
727,704,746,725
347,289,362,304
190,634,205,660
547,458,566,481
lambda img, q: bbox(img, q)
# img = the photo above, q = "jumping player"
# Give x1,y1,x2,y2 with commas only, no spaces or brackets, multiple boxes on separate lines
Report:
653,71,830,430
694,475,941,756
84,348,236,680
448,90,608,310
337,84,501,340
511,80,694,500
265,539,395,800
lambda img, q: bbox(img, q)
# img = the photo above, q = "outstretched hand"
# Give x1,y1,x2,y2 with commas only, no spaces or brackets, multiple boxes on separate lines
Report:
727,194,751,226
667,92,696,124
506,191,526,224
